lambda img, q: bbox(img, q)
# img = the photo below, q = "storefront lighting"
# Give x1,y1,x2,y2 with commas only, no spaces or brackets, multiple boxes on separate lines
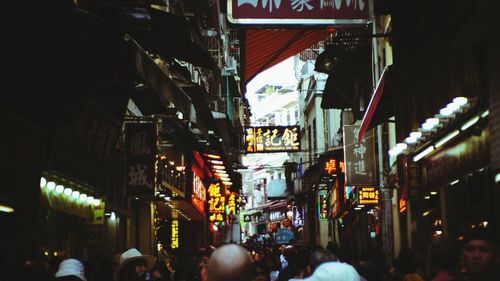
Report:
175,166,185,172
212,165,225,170
460,116,480,131
430,191,438,195
222,181,233,185
87,196,94,204
424,196,430,199
79,193,87,202
422,210,433,217
354,207,362,210
422,121,436,131
40,177,47,188
110,211,116,221
159,193,165,197
212,224,218,231
168,161,175,166
413,146,435,162
439,107,453,117
450,179,459,186
209,160,224,165
446,102,460,113
220,177,231,181
434,130,459,148
396,143,408,151
63,188,72,196
481,110,489,118
410,131,422,139
71,191,80,199
426,118,440,126
357,205,365,208
204,154,221,160
55,184,64,193
93,199,101,206
405,136,418,144
165,196,171,201
453,97,468,106
0,204,14,213
47,181,56,191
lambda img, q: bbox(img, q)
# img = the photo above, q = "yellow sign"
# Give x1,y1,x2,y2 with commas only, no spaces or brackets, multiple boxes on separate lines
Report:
358,187,379,205
207,183,225,222
245,126,300,153
171,220,179,249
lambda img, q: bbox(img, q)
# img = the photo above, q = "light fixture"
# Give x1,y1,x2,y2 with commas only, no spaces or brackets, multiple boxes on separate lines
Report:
71,191,80,199
110,212,116,221
424,196,431,199
410,131,422,139
430,191,438,195
79,193,88,202
0,204,14,213
55,184,64,193
222,181,233,185
405,136,418,144
87,196,94,204
426,118,439,126
212,165,225,170
460,116,480,131
439,107,453,116
209,160,224,165
40,177,47,188
481,110,489,118
450,179,459,186
47,182,56,191
446,102,460,113
413,146,435,162
93,199,101,206
434,130,459,148
63,188,72,196
453,97,468,106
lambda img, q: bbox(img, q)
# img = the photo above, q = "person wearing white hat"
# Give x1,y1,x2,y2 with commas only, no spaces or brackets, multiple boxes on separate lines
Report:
114,248,156,281
55,258,87,281
302,261,361,281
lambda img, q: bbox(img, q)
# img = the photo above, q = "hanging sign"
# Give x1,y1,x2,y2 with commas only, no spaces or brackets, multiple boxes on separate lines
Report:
207,183,226,222
343,125,377,186
318,192,329,220
228,0,370,25
126,123,156,196
245,126,300,153
357,187,379,205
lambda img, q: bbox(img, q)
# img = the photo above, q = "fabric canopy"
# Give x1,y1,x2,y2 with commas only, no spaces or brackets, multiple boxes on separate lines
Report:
357,65,393,143
243,29,335,84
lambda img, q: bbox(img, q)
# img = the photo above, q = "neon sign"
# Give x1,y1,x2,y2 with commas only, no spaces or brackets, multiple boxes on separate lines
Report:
358,187,379,205
208,183,225,222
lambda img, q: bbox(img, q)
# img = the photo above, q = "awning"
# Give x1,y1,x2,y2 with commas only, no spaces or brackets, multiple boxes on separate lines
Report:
128,8,220,74
243,29,334,84
357,65,393,143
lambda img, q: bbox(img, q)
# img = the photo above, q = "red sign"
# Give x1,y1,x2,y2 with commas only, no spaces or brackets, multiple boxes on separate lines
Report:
228,0,370,25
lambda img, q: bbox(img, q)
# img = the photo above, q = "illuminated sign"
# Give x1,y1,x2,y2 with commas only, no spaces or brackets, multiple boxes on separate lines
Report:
318,192,329,220
171,220,179,249
192,174,206,214
227,192,238,216
357,187,379,205
245,126,300,153
228,0,370,25
324,159,345,175
207,183,225,222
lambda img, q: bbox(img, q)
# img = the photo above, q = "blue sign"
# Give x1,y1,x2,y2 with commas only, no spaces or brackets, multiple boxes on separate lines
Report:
274,228,294,244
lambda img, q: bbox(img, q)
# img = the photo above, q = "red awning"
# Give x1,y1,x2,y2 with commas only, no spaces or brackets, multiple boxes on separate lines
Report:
243,29,334,84
357,65,392,143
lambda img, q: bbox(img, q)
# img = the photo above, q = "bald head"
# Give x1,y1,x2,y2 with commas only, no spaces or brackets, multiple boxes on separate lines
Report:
207,244,254,281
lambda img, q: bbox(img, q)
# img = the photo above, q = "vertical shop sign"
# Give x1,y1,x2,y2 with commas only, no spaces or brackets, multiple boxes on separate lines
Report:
207,183,226,222
318,192,329,220
171,220,179,249
343,125,376,186
126,123,156,196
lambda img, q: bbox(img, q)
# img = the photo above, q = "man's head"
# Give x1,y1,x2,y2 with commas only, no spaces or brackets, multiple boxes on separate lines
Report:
207,244,254,281
303,262,360,281
462,227,498,275
114,248,155,281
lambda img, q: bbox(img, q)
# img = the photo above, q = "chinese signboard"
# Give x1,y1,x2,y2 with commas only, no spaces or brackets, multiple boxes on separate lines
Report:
274,228,295,244
318,192,329,220
228,0,369,25
323,158,345,175
357,187,379,205
245,126,300,153
207,183,226,222
343,125,377,186
192,174,206,214
227,192,238,216
171,219,179,249
126,123,156,196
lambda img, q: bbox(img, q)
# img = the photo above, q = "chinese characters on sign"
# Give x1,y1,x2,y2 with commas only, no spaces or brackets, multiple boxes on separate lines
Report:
343,125,377,186
126,123,156,196
245,126,300,153
192,174,206,214
228,0,369,25
358,187,379,205
227,192,238,216
323,158,345,175
207,183,225,222
171,219,179,249
318,192,329,220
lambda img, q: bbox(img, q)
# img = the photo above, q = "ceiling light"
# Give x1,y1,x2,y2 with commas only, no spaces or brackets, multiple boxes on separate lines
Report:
40,177,47,188
434,130,459,148
63,188,72,196
439,107,453,116
453,97,468,106
410,131,422,138
0,204,14,213
405,136,417,144
460,116,479,131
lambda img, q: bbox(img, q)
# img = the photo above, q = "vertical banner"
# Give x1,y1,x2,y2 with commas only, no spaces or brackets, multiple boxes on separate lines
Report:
343,125,377,186
126,123,156,196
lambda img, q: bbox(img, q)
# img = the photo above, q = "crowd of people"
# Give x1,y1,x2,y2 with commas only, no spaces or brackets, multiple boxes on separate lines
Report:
9,226,499,281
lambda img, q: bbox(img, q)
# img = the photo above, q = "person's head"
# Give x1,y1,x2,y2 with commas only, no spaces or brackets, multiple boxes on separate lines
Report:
310,249,336,272
55,258,86,281
114,248,155,281
207,244,254,281
428,235,459,272
461,227,498,275
303,261,360,281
